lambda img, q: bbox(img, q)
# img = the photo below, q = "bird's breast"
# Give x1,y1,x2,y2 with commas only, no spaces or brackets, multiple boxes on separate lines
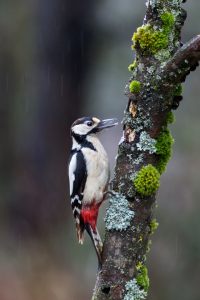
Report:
81,145,110,204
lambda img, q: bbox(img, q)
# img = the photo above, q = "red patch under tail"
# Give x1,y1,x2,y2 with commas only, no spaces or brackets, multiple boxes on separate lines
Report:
81,201,102,234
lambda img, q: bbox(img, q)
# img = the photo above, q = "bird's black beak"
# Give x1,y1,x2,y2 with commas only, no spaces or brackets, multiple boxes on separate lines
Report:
96,118,118,132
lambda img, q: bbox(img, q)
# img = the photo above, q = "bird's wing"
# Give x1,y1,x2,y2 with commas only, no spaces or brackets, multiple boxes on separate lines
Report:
68,150,87,243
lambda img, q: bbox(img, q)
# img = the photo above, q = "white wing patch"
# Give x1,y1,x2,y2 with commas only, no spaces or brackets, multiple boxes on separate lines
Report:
68,153,77,196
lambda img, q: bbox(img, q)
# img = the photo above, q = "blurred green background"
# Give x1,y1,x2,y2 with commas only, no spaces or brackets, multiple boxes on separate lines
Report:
0,1,200,299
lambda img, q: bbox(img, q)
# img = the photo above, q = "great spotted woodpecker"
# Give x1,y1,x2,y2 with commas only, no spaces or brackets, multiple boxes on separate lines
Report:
68,117,118,269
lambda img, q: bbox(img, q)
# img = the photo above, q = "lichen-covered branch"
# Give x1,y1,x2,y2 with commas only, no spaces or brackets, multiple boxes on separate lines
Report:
92,1,200,299
163,35,200,83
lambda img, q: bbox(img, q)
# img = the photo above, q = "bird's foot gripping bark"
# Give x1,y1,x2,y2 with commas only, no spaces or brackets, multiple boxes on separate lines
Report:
103,189,118,199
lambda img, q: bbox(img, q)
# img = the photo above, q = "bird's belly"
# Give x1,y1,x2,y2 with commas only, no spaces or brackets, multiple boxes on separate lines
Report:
82,150,110,204
83,172,108,203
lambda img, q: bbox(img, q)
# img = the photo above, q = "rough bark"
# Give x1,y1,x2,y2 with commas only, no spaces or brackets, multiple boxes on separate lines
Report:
93,1,200,299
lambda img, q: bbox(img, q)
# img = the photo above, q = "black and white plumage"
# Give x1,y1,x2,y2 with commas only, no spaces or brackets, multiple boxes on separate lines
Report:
69,150,87,241
68,117,118,269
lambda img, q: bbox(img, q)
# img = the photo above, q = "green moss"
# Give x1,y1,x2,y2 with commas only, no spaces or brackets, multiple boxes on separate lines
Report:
149,219,159,235
161,12,175,33
128,64,134,72
155,128,174,174
131,12,174,54
166,111,175,124
174,84,183,96
132,24,168,53
128,61,137,72
175,29,179,35
146,240,151,252
136,266,149,292
134,164,160,196
129,80,141,93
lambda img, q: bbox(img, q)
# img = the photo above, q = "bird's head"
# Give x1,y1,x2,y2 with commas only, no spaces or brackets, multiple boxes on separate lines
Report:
70,117,118,140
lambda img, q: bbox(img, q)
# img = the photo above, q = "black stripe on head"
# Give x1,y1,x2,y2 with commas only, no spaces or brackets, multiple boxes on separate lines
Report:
87,127,100,135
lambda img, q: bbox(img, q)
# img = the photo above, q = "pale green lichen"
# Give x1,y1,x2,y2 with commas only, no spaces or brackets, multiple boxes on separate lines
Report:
123,112,152,133
136,131,157,154
124,278,147,300
149,0,182,10
133,154,144,165
149,0,160,8
146,66,156,74
154,49,171,61
104,194,134,231
129,171,139,182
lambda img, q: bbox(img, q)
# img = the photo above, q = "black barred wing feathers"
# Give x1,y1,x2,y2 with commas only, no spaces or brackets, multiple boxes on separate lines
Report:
68,150,87,243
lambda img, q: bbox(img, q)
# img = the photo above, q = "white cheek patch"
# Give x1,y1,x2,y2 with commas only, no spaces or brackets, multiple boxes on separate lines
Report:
73,124,89,135
68,153,77,196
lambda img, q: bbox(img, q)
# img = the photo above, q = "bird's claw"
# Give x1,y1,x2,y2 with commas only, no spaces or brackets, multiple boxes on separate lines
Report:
103,190,117,198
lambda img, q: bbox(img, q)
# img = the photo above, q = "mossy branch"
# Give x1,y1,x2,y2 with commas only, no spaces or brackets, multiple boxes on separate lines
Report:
92,1,200,299
163,35,200,83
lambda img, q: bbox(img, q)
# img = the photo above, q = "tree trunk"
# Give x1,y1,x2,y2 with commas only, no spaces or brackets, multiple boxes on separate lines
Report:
93,1,200,299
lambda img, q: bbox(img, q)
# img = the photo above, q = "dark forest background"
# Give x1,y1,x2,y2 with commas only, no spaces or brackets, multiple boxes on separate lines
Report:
0,1,200,299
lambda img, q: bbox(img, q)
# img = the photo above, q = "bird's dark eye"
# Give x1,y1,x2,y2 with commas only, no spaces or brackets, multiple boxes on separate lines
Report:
87,121,93,127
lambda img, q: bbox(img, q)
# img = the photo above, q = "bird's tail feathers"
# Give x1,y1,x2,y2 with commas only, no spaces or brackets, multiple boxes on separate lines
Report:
76,217,85,244
85,223,103,271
